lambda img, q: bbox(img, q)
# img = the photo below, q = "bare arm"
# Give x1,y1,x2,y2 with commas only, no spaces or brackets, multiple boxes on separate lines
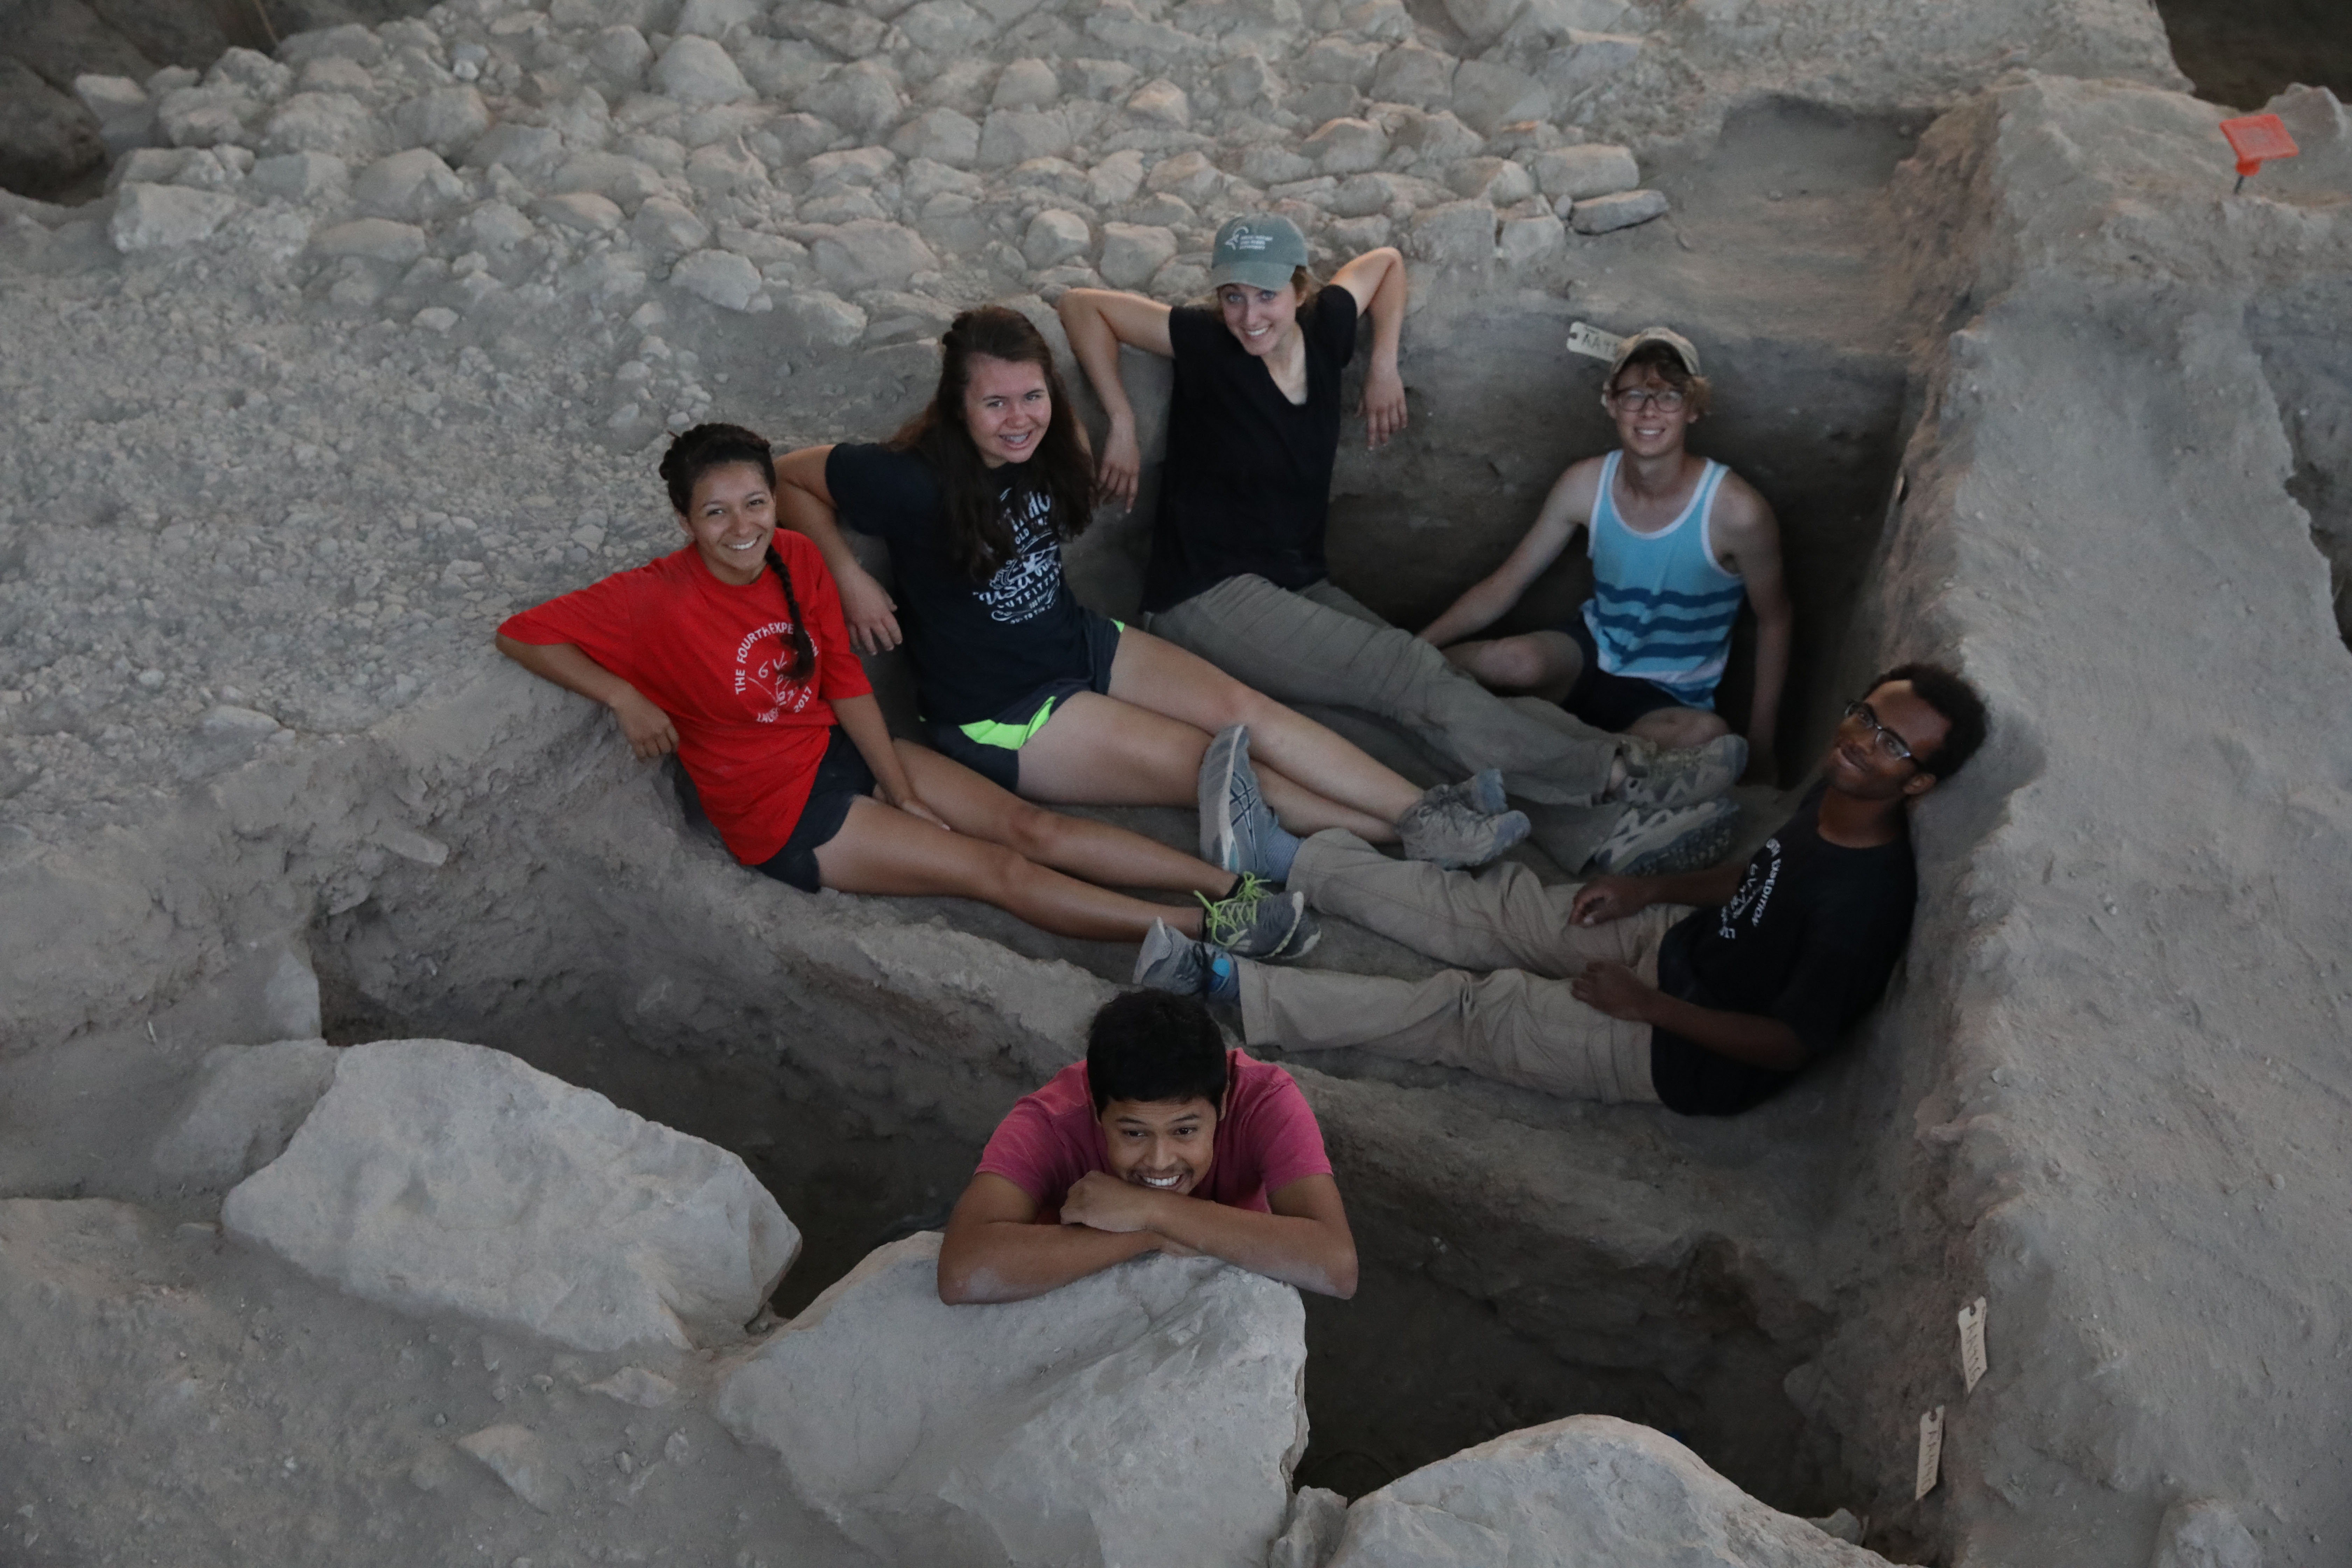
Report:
1714,482,1791,778
1569,964,1808,1072
772,444,902,656
937,1173,1163,1304
1056,287,1175,510
1059,1170,1357,1298
1418,458,1601,647
495,636,678,759
830,692,951,830
1329,246,1407,448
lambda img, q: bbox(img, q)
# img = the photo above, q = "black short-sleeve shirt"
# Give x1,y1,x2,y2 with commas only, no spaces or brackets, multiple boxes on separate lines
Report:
826,443,1093,725
1141,288,1361,613
1649,782,1919,1115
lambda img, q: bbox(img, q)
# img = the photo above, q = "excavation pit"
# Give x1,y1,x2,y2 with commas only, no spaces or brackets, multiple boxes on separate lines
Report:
5,0,2352,1559
306,843,1868,1514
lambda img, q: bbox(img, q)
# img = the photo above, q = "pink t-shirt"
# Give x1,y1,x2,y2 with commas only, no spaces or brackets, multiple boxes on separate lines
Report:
977,1050,1332,1216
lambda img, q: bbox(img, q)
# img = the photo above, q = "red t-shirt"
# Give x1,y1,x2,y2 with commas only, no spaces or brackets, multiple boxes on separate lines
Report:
499,534,872,865
977,1050,1333,1215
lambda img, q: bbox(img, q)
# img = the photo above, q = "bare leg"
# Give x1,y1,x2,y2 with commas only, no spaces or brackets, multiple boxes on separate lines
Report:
1443,629,1582,704
1103,628,1424,822
894,741,1228,897
813,791,1211,944
1625,706,1732,748
1254,761,1396,843
1016,692,1395,841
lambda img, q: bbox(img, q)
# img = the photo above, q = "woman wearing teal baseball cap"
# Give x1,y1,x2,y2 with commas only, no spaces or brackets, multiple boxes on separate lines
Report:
1057,216,1749,878
1060,215,1407,591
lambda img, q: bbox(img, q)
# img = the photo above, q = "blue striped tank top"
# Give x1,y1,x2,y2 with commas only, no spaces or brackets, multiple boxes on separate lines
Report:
1580,450,1745,707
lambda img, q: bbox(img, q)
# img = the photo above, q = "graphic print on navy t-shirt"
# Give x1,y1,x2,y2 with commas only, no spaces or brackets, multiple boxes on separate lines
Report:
1716,834,1783,939
975,489,1062,625
731,616,820,722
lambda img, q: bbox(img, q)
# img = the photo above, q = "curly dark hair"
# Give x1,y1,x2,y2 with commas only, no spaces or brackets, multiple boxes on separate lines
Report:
1869,661,1990,779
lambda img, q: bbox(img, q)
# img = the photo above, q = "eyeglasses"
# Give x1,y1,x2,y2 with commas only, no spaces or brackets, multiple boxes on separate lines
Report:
1842,701,1916,764
1608,387,1686,412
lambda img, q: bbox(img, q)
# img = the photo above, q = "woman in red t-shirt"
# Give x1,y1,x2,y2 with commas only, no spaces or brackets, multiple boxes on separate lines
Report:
496,423,1315,952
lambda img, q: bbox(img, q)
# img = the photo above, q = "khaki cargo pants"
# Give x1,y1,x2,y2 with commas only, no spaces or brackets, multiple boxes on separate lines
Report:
1146,573,1622,809
1237,830,1691,1103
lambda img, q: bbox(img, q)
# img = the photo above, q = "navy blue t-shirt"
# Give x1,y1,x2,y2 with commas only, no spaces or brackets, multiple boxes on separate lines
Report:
1141,288,1360,612
1649,782,1918,1114
827,443,1092,725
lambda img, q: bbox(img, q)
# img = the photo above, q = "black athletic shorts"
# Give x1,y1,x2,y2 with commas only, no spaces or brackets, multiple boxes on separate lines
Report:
672,730,877,894
918,610,1125,792
748,726,878,893
1558,614,1700,733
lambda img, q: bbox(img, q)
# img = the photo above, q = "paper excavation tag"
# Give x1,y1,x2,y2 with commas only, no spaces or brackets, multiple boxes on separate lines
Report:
1958,1297,1989,1393
1914,1406,1945,1500
1565,321,1627,362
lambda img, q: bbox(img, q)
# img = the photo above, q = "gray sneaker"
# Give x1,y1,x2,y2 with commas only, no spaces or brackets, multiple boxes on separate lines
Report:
1198,876,1320,962
1197,724,1302,878
1396,789,1532,870
1134,919,1241,1001
1421,766,1510,817
1585,797,1741,876
1615,733,1746,811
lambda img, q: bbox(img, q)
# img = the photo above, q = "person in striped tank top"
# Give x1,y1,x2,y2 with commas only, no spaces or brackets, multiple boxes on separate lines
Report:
1420,328,1792,780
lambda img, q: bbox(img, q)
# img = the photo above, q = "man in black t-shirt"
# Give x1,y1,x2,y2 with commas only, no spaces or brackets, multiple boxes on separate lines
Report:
1134,665,1991,1114
1059,217,1749,877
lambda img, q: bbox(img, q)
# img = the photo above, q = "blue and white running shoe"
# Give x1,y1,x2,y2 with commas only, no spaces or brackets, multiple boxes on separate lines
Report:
1197,724,1303,881
1133,919,1242,1002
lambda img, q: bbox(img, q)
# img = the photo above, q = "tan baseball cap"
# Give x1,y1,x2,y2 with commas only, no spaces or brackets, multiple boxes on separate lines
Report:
1607,326,1702,381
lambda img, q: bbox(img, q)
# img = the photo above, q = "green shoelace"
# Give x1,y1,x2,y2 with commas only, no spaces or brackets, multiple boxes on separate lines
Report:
1197,872,1274,946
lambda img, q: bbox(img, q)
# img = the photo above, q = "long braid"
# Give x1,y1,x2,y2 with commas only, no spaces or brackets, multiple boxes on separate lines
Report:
764,544,819,681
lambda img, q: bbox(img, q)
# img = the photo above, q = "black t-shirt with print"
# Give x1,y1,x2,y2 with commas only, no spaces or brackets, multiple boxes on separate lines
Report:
1141,287,1360,613
827,442,1092,725
1648,781,1919,1115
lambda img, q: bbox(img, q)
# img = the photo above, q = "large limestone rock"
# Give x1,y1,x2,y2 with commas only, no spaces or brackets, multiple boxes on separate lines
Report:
1327,1416,1893,1567
716,1232,1307,1568
148,1038,338,1195
222,1039,799,1351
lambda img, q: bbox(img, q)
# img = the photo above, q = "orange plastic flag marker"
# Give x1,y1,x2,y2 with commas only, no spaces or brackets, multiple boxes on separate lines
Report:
2220,113,2299,192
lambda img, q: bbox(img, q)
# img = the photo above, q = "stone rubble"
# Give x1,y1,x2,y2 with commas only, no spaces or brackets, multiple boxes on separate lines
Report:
23,0,1682,349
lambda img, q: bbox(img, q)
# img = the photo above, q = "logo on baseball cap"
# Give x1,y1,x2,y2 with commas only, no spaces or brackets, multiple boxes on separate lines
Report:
1209,215,1309,291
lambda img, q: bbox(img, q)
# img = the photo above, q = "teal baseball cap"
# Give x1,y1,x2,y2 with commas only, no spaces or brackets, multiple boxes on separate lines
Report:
1208,215,1309,290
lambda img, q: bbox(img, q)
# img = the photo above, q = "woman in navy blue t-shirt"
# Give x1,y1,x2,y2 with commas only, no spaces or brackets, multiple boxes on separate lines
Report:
773,305,1528,878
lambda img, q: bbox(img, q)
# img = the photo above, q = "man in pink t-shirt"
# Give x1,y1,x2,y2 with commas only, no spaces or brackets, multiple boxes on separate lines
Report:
937,991,1358,1303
